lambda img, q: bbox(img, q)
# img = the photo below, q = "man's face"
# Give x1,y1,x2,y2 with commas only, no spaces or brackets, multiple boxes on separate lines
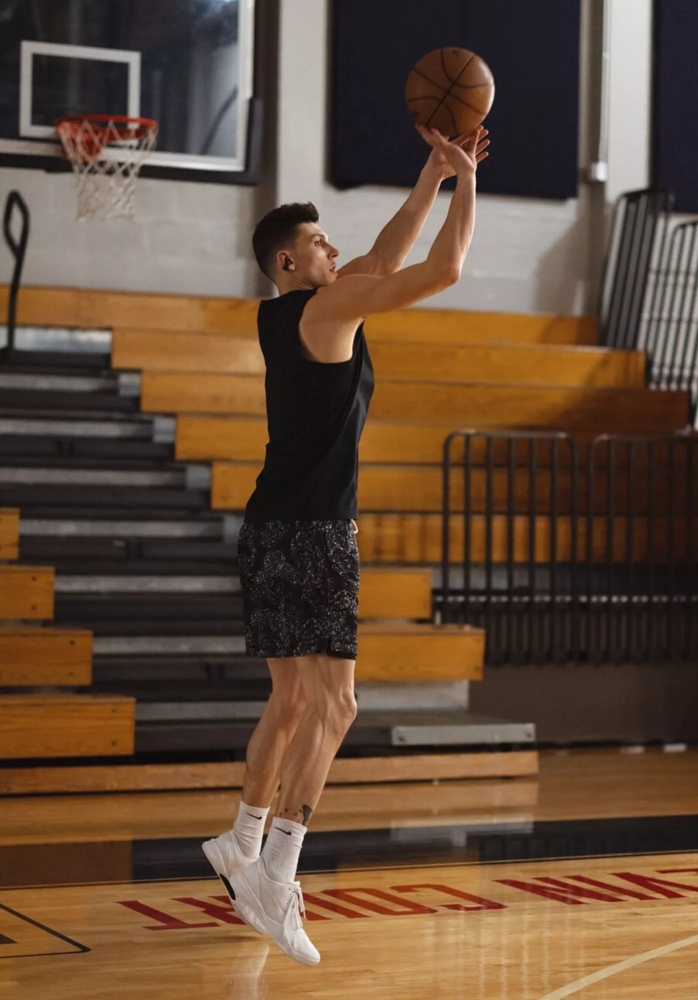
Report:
285,222,339,287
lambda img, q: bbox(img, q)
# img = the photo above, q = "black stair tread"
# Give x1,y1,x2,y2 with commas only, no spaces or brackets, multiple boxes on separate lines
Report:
0,407,153,422
36,558,236,574
20,540,131,559
57,618,243,635
0,455,185,472
0,440,172,461
12,507,225,522
92,655,267,672
141,541,237,559
93,683,272,701
19,540,234,560
0,389,136,412
135,720,390,754
2,350,111,371
0,486,210,509
19,540,236,565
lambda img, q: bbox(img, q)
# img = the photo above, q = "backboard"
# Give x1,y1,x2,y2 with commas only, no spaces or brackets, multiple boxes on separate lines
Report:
0,0,256,179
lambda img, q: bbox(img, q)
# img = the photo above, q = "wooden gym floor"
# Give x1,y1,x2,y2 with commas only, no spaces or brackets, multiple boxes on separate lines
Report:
1,749,698,998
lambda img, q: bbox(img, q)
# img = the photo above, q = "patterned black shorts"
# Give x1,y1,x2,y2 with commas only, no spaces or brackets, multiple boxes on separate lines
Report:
237,520,360,660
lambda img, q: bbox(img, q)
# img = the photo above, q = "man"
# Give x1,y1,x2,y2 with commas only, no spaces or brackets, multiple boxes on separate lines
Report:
203,125,489,965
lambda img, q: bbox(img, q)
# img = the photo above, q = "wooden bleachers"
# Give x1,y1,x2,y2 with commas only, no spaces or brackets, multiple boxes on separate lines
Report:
0,628,93,686
358,568,431,619
113,328,643,387
0,565,55,619
0,508,20,560
0,508,134,761
210,461,695,515
357,513,698,564
176,415,686,467
141,371,687,433
2,285,595,344
14,282,690,790
356,623,483,681
0,694,134,758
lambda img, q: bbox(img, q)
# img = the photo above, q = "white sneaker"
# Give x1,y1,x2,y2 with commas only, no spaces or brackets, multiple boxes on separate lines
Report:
228,856,320,966
201,830,264,934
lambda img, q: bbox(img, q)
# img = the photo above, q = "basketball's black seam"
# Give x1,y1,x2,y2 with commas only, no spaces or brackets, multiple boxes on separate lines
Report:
411,65,453,93
445,91,488,115
425,51,478,132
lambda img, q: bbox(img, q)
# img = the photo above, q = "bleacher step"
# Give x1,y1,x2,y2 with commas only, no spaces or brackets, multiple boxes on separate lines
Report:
19,516,225,538
0,372,117,392
0,416,158,437
0,467,185,486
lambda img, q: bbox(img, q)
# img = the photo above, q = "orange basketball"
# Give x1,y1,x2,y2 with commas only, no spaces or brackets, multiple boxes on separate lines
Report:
405,47,495,137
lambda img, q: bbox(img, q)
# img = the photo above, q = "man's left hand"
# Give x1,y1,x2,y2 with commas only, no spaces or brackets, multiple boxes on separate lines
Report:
422,126,490,181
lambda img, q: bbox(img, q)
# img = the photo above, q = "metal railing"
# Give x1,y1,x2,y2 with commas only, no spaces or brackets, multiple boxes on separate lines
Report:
598,188,673,350
598,187,698,423
642,220,698,420
2,190,31,355
440,430,698,665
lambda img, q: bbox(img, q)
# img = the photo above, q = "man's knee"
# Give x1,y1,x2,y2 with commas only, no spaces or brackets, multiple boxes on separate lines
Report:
318,685,358,735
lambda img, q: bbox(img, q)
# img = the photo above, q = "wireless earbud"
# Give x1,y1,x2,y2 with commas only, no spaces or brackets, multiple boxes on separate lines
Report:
282,256,293,271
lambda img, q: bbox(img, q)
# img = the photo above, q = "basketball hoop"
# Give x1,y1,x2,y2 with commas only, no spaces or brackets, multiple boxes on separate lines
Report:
55,114,158,220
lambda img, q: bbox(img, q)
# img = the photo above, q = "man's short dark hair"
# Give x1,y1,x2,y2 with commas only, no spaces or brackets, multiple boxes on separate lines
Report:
252,202,319,279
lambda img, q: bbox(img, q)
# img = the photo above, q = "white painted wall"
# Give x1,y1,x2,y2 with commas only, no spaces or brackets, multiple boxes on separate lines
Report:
0,164,258,297
0,0,655,315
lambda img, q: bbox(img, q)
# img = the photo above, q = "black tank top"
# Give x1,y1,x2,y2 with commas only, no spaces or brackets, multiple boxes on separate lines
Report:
244,289,375,521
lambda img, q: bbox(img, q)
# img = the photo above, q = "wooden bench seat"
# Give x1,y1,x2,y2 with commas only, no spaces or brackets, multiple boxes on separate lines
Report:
359,568,432,619
357,513,698,564
211,462,696,515
0,628,93,686
0,509,20,560
177,415,693,468
0,693,135,759
0,566,54,620
113,330,638,386
3,285,595,345
142,371,688,433
356,622,484,681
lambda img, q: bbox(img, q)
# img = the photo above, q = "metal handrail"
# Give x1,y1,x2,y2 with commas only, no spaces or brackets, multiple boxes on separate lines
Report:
2,190,31,354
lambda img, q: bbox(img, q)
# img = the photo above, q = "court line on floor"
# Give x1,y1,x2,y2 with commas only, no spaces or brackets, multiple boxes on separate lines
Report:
539,933,698,999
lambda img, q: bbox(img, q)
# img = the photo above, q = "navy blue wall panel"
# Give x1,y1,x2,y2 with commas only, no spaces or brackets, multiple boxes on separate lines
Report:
331,0,581,200
654,0,698,212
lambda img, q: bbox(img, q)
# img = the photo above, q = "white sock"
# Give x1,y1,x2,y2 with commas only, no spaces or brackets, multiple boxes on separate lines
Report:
232,801,270,860
261,817,307,883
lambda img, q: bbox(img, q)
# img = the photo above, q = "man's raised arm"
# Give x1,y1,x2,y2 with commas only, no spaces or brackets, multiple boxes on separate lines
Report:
302,128,487,356
336,126,489,279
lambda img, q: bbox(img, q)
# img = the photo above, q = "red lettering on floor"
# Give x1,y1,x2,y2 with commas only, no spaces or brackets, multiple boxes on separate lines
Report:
117,900,218,930
611,872,698,899
322,888,437,916
300,893,362,919
391,883,507,912
561,875,655,901
495,877,625,905
173,896,245,924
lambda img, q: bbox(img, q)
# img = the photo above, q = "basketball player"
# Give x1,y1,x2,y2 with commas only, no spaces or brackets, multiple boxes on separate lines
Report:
203,125,489,965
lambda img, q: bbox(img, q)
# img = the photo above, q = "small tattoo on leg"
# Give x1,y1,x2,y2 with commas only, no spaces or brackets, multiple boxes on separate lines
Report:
301,804,313,826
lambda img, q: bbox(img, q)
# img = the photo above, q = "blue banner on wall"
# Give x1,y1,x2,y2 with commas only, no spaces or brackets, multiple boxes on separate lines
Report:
331,0,581,200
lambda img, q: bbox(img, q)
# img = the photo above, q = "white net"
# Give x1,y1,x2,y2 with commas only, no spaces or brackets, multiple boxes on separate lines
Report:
56,116,158,221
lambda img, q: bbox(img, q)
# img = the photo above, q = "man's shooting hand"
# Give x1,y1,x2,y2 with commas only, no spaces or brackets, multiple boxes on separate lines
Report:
419,125,490,179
